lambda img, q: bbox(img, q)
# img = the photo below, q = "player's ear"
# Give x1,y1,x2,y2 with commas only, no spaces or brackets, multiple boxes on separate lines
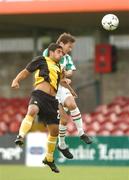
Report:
49,50,53,56
59,42,64,47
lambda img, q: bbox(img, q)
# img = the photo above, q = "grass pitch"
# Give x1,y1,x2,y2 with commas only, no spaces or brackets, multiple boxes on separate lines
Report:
0,165,128,180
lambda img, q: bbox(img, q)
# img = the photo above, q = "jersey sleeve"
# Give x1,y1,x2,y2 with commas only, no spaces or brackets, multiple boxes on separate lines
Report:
26,56,44,73
43,48,48,57
65,55,76,71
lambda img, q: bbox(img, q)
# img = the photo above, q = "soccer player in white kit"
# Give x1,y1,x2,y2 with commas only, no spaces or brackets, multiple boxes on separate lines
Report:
43,33,92,159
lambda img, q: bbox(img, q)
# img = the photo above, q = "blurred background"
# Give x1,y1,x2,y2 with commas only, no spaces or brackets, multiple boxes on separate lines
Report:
0,0,129,180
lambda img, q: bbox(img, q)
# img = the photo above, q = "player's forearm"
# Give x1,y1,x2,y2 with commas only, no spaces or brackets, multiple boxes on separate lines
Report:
13,69,30,82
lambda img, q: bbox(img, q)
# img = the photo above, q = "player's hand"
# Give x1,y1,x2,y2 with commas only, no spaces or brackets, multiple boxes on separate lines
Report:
63,78,71,84
64,71,72,77
11,80,20,89
61,78,71,84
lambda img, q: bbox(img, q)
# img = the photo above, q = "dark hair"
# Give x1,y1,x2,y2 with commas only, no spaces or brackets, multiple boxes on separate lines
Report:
56,33,75,44
48,43,62,55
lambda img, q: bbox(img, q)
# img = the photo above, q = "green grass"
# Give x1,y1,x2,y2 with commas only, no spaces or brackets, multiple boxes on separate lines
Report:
0,165,129,180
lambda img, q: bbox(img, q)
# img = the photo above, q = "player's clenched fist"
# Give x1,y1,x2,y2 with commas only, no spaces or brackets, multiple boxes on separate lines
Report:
11,80,20,89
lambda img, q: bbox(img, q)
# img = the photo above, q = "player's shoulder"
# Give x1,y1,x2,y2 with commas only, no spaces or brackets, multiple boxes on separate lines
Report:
65,54,72,60
32,56,45,62
63,54,72,62
65,54,74,64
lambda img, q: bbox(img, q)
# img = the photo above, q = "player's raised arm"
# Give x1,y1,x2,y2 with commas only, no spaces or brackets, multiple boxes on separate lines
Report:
11,69,30,89
11,56,44,89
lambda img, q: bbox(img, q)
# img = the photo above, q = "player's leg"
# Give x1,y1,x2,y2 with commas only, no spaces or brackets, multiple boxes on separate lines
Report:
15,104,39,146
58,104,68,149
42,93,60,173
58,104,73,159
64,95,92,144
43,123,59,173
57,86,86,138
57,86,70,149
15,91,40,146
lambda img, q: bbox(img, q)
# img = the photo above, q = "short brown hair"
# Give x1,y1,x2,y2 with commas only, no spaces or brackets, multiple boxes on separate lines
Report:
56,33,75,44
48,43,62,55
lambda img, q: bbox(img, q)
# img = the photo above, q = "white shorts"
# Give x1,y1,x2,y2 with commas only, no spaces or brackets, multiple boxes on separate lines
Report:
56,85,72,105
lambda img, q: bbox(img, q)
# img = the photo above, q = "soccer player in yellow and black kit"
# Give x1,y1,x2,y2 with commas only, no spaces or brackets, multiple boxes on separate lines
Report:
11,43,64,173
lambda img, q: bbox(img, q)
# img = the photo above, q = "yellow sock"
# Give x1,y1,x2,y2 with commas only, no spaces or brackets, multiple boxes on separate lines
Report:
19,115,34,137
46,135,57,162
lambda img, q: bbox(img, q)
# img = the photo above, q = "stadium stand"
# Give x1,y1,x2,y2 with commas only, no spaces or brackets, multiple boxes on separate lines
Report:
0,96,129,136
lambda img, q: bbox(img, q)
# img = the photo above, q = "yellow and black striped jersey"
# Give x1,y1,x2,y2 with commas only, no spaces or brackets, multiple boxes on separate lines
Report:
26,56,61,91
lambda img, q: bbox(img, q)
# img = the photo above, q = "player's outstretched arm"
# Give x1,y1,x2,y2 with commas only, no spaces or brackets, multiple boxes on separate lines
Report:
11,69,30,89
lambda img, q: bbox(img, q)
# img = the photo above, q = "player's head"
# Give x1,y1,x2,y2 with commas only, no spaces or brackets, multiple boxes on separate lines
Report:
56,33,75,54
48,43,63,62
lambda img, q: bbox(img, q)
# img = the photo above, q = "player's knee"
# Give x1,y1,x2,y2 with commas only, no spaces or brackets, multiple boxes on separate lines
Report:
50,129,59,137
48,124,59,136
64,96,77,110
65,101,77,110
60,112,69,125
60,118,68,126
27,105,39,117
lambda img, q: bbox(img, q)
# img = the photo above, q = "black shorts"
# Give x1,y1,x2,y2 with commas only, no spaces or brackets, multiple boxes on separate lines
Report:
29,90,60,125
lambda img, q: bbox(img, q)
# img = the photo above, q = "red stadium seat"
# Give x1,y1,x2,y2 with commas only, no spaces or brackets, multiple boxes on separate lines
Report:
9,120,20,133
0,97,29,136
111,129,124,136
97,129,111,136
0,121,8,134
87,129,97,136
124,129,129,135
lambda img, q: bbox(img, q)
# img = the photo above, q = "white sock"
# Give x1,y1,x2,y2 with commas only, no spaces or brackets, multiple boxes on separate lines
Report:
70,107,84,136
58,124,67,149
